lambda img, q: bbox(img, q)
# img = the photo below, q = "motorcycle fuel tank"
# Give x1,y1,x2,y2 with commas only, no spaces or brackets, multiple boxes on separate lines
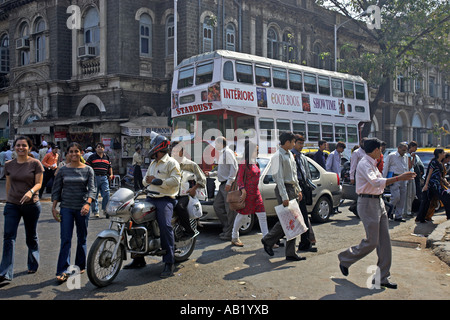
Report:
132,201,157,224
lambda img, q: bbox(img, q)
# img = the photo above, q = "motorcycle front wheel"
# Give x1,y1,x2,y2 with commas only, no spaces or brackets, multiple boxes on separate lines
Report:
87,237,124,287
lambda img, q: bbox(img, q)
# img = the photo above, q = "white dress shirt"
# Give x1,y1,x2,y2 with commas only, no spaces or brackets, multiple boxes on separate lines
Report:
382,151,407,177
356,155,387,195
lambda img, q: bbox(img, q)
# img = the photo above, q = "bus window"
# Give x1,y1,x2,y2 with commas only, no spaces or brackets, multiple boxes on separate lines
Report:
273,68,287,89
259,118,275,142
318,76,330,95
321,122,333,142
344,80,354,98
276,119,291,134
347,125,358,143
256,65,271,86
289,70,302,91
236,116,256,139
304,73,317,93
196,60,214,85
355,106,366,113
335,124,346,142
223,61,234,81
293,120,306,137
236,61,253,84
198,114,219,139
178,66,194,89
307,121,320,141
331,78,343,97
355,82,365,100
173,115,195,133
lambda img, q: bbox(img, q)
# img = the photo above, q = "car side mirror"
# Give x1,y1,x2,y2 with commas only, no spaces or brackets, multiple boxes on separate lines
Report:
263,175,273,184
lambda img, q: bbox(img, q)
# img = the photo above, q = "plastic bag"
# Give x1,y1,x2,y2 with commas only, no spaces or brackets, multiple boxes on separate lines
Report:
187,196,203,219
274,199,308,241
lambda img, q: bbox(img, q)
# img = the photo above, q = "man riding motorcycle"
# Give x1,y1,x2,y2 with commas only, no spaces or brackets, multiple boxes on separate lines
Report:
123,134,181,278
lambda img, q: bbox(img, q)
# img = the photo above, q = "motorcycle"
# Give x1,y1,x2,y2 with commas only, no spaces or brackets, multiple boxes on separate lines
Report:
87,187,199,287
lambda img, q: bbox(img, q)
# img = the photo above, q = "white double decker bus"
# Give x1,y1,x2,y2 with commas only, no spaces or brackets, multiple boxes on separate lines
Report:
171,50,371,169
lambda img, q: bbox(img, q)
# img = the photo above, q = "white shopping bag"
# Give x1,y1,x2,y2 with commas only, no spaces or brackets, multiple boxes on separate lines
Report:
274,199,308,241
187,195,203,219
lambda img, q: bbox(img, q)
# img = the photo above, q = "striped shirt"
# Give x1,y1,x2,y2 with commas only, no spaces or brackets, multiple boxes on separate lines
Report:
86,153,111,176
51,166,96,210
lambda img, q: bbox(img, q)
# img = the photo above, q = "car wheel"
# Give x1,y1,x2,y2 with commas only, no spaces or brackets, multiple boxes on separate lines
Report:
311,196,332,223
238,214,255,235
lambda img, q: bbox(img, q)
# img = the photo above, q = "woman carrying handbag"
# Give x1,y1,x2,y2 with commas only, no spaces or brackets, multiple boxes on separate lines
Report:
231,140,268,247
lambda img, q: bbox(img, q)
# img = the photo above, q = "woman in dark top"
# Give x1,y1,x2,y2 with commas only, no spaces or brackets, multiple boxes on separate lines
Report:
52,142,96,283
0,136,44,283
416,148,450,222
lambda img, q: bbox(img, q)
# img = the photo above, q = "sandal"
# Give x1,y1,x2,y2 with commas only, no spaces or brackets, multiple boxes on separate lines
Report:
231,238,244,247
56,273,69,283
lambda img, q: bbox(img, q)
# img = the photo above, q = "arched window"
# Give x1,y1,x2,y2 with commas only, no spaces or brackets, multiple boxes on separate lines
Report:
0,35,9,73
140,13,152,57
267,28,278,59
282,31,297,62
18,23,30,66
226,23,235,51
81,103,101,117
313,43,322,69
166,15,174,56
84,7,100,55
34,18,46,62
202,16,213,53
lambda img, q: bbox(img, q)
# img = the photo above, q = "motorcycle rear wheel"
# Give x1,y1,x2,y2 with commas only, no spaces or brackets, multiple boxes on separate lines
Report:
87,237,124,287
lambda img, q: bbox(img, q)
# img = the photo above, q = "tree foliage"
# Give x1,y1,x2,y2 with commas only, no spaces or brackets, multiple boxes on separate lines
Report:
316,0,450,122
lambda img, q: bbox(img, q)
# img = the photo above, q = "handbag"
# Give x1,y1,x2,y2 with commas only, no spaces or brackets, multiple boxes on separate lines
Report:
226,167,247,211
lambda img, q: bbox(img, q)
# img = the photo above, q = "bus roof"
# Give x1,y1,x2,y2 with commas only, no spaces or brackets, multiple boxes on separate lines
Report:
176,50,366,83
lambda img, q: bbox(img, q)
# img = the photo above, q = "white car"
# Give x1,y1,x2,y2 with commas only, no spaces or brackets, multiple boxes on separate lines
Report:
200,155,342,234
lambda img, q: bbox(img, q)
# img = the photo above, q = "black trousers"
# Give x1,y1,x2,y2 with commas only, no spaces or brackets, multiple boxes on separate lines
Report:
174,195,194,234
39,168,55,197
133,165,144,191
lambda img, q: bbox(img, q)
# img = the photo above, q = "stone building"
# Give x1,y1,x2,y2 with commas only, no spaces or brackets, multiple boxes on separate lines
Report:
0,0,448,172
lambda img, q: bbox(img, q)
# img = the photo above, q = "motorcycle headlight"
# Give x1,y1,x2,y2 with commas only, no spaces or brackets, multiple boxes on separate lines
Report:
106,200,126,216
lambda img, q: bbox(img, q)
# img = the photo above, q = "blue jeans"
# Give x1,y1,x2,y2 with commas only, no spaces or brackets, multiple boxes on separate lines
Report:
0,202,41,280
146,197,177,264
93,175,110,214
56,207,89,276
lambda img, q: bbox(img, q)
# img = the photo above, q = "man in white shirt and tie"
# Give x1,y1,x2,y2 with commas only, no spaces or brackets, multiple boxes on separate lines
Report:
382,142,408,222
338,138,416,289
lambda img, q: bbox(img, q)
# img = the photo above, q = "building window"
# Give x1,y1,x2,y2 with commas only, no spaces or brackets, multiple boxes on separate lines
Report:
313,44,322,69
166,15,174,56
17,23,30,66
397,74,406,92
202,17,213,53
429,76,436,97
34,18,46,62
267,28,278,59
84,7,100,55
0,35,9,73
225,23,235,51
140,13,152,57
281,31,297,63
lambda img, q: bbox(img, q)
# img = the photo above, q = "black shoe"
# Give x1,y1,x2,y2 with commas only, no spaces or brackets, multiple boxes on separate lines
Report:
261,239,274,256
394,218,406,222
179,231,195,241
286,255,306,261
123,258,146,269
297,244,318,252
373,279,397,289
160,263,174,278
339,263,349,276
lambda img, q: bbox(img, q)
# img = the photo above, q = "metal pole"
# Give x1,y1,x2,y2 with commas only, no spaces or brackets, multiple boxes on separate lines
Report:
334,24,337,71
174,0,178,67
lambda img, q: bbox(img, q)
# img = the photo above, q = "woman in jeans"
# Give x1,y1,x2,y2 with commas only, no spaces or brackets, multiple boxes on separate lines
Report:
0,136,44,283
231,140,268,246
51,143,96,283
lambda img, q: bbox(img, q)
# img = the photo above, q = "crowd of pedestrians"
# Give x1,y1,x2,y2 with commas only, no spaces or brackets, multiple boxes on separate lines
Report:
0,131,449,287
